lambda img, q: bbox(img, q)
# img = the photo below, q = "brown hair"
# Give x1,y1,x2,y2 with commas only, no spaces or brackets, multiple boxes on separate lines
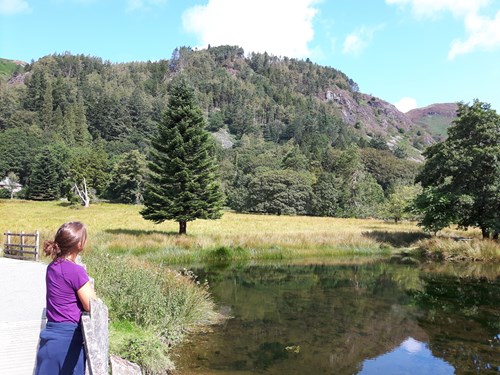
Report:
43,221,88,260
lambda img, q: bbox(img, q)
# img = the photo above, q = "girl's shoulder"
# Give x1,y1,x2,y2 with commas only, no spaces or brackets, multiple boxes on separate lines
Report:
49,258,87,275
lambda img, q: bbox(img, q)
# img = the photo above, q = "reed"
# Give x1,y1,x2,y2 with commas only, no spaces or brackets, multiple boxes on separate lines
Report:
416,237,500,262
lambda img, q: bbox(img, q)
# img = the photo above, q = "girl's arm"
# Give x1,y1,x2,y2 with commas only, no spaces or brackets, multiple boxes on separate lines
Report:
77,281,97,312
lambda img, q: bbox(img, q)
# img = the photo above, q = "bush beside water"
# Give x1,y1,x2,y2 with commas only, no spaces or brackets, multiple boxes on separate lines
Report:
85,253,223,374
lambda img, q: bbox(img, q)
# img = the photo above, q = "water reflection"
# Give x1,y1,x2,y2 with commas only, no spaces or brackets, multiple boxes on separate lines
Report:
359,337,454,375
174,261,500,374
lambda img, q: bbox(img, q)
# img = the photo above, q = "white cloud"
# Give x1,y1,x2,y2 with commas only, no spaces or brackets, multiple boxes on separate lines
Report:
0,0,31,15
401,337,424,354
394,97,417,112
127,0,166,12
182,0,319,58
342,25,383,56
449,10,500,59
385,0,489,18
385,0,500,59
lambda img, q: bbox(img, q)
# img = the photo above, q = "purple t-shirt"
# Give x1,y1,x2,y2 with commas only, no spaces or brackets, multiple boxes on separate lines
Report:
45,259,89,323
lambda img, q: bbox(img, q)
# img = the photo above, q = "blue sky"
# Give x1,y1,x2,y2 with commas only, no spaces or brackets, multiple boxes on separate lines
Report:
1,0,499,112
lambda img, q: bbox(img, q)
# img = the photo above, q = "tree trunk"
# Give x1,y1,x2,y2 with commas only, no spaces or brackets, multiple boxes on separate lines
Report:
74,178,90,208
481,227,490,239
179,221,187,235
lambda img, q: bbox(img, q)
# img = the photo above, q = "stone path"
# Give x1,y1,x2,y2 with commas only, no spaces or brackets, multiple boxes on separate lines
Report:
0,257,46,375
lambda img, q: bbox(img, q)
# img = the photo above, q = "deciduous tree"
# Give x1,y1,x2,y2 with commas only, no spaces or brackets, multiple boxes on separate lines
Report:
415,100,500,238
246,169,313,215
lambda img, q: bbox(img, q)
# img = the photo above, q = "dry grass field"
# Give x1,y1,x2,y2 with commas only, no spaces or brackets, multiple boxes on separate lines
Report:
0,200,497,263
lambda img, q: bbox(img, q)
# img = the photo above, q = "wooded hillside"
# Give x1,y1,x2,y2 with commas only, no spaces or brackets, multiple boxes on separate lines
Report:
0,46,427,218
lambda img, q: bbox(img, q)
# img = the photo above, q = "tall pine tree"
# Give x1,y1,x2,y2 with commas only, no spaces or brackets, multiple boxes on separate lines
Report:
141,78,223,234
28,148,60,200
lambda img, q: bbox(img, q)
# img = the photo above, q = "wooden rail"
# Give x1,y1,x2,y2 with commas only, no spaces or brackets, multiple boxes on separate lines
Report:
3,231,39,260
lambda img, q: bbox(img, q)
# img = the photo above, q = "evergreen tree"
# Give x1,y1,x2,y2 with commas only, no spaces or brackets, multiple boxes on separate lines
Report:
72,98,92,146
107,150,147,204
51,106,65,142
141,78,224,234
40,80,53,129
28,148,60,200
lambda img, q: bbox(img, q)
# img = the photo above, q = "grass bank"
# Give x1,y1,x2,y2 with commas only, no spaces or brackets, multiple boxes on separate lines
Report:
415,237,500,262
85,254,222,373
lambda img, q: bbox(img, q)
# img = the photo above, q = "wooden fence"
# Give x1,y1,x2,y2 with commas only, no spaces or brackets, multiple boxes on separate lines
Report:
3,231,39,260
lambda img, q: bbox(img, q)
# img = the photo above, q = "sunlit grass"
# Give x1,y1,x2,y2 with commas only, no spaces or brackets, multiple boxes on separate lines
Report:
0,200,417,261
85,253,222,374
1,199,498,372
0,200,497,262
416,237,500,262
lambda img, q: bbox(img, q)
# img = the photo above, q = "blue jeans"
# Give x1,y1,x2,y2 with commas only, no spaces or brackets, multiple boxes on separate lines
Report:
35,321,85,375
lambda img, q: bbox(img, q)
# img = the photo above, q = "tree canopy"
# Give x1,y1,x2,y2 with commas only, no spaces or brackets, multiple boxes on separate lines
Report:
415,100,500,238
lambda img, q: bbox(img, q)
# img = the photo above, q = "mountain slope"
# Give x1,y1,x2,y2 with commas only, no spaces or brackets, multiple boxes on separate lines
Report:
2,48,435,153
0,58,26,81
406,103,457,141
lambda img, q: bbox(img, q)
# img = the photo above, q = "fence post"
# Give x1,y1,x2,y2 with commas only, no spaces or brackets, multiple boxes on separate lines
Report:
5,230,11,255
35,230,40,261
20,231,25,258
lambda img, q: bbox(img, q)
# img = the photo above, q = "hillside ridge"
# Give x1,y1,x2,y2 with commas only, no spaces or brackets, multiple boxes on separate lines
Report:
1,50,437,153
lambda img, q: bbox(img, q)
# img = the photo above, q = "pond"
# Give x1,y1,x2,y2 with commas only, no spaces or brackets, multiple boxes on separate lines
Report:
174,259,500,375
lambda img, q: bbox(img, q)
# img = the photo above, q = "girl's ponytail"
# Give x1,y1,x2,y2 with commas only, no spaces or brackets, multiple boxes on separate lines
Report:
43,240,61,258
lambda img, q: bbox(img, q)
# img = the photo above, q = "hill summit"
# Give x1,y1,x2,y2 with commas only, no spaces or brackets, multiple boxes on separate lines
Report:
406,103,458,141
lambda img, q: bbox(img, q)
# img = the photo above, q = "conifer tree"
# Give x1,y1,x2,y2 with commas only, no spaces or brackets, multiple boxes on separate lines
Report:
28,148,60,200
73,98,92,145
108,150,147,204
40,80,54,131
141,78,223,234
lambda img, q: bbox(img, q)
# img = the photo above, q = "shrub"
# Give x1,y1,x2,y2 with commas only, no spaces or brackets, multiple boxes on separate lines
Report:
85,253,222,374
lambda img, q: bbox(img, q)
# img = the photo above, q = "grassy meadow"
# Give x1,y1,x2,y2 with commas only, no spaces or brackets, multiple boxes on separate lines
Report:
0,200,426,262
0,199,498,263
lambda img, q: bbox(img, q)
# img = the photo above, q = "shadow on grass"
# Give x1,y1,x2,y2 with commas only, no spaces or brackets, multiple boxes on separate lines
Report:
363,230,431,248
105,228,179,237
57,201,73,207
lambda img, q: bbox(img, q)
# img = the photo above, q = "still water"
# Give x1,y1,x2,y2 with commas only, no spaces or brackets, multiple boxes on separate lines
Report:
175,260,500,375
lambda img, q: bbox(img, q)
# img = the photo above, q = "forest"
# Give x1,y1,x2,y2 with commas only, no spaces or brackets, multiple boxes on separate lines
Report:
0,46,428,219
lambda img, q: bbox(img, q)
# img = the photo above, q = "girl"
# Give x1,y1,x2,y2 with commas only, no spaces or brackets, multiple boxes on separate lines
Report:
35,221,96,375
